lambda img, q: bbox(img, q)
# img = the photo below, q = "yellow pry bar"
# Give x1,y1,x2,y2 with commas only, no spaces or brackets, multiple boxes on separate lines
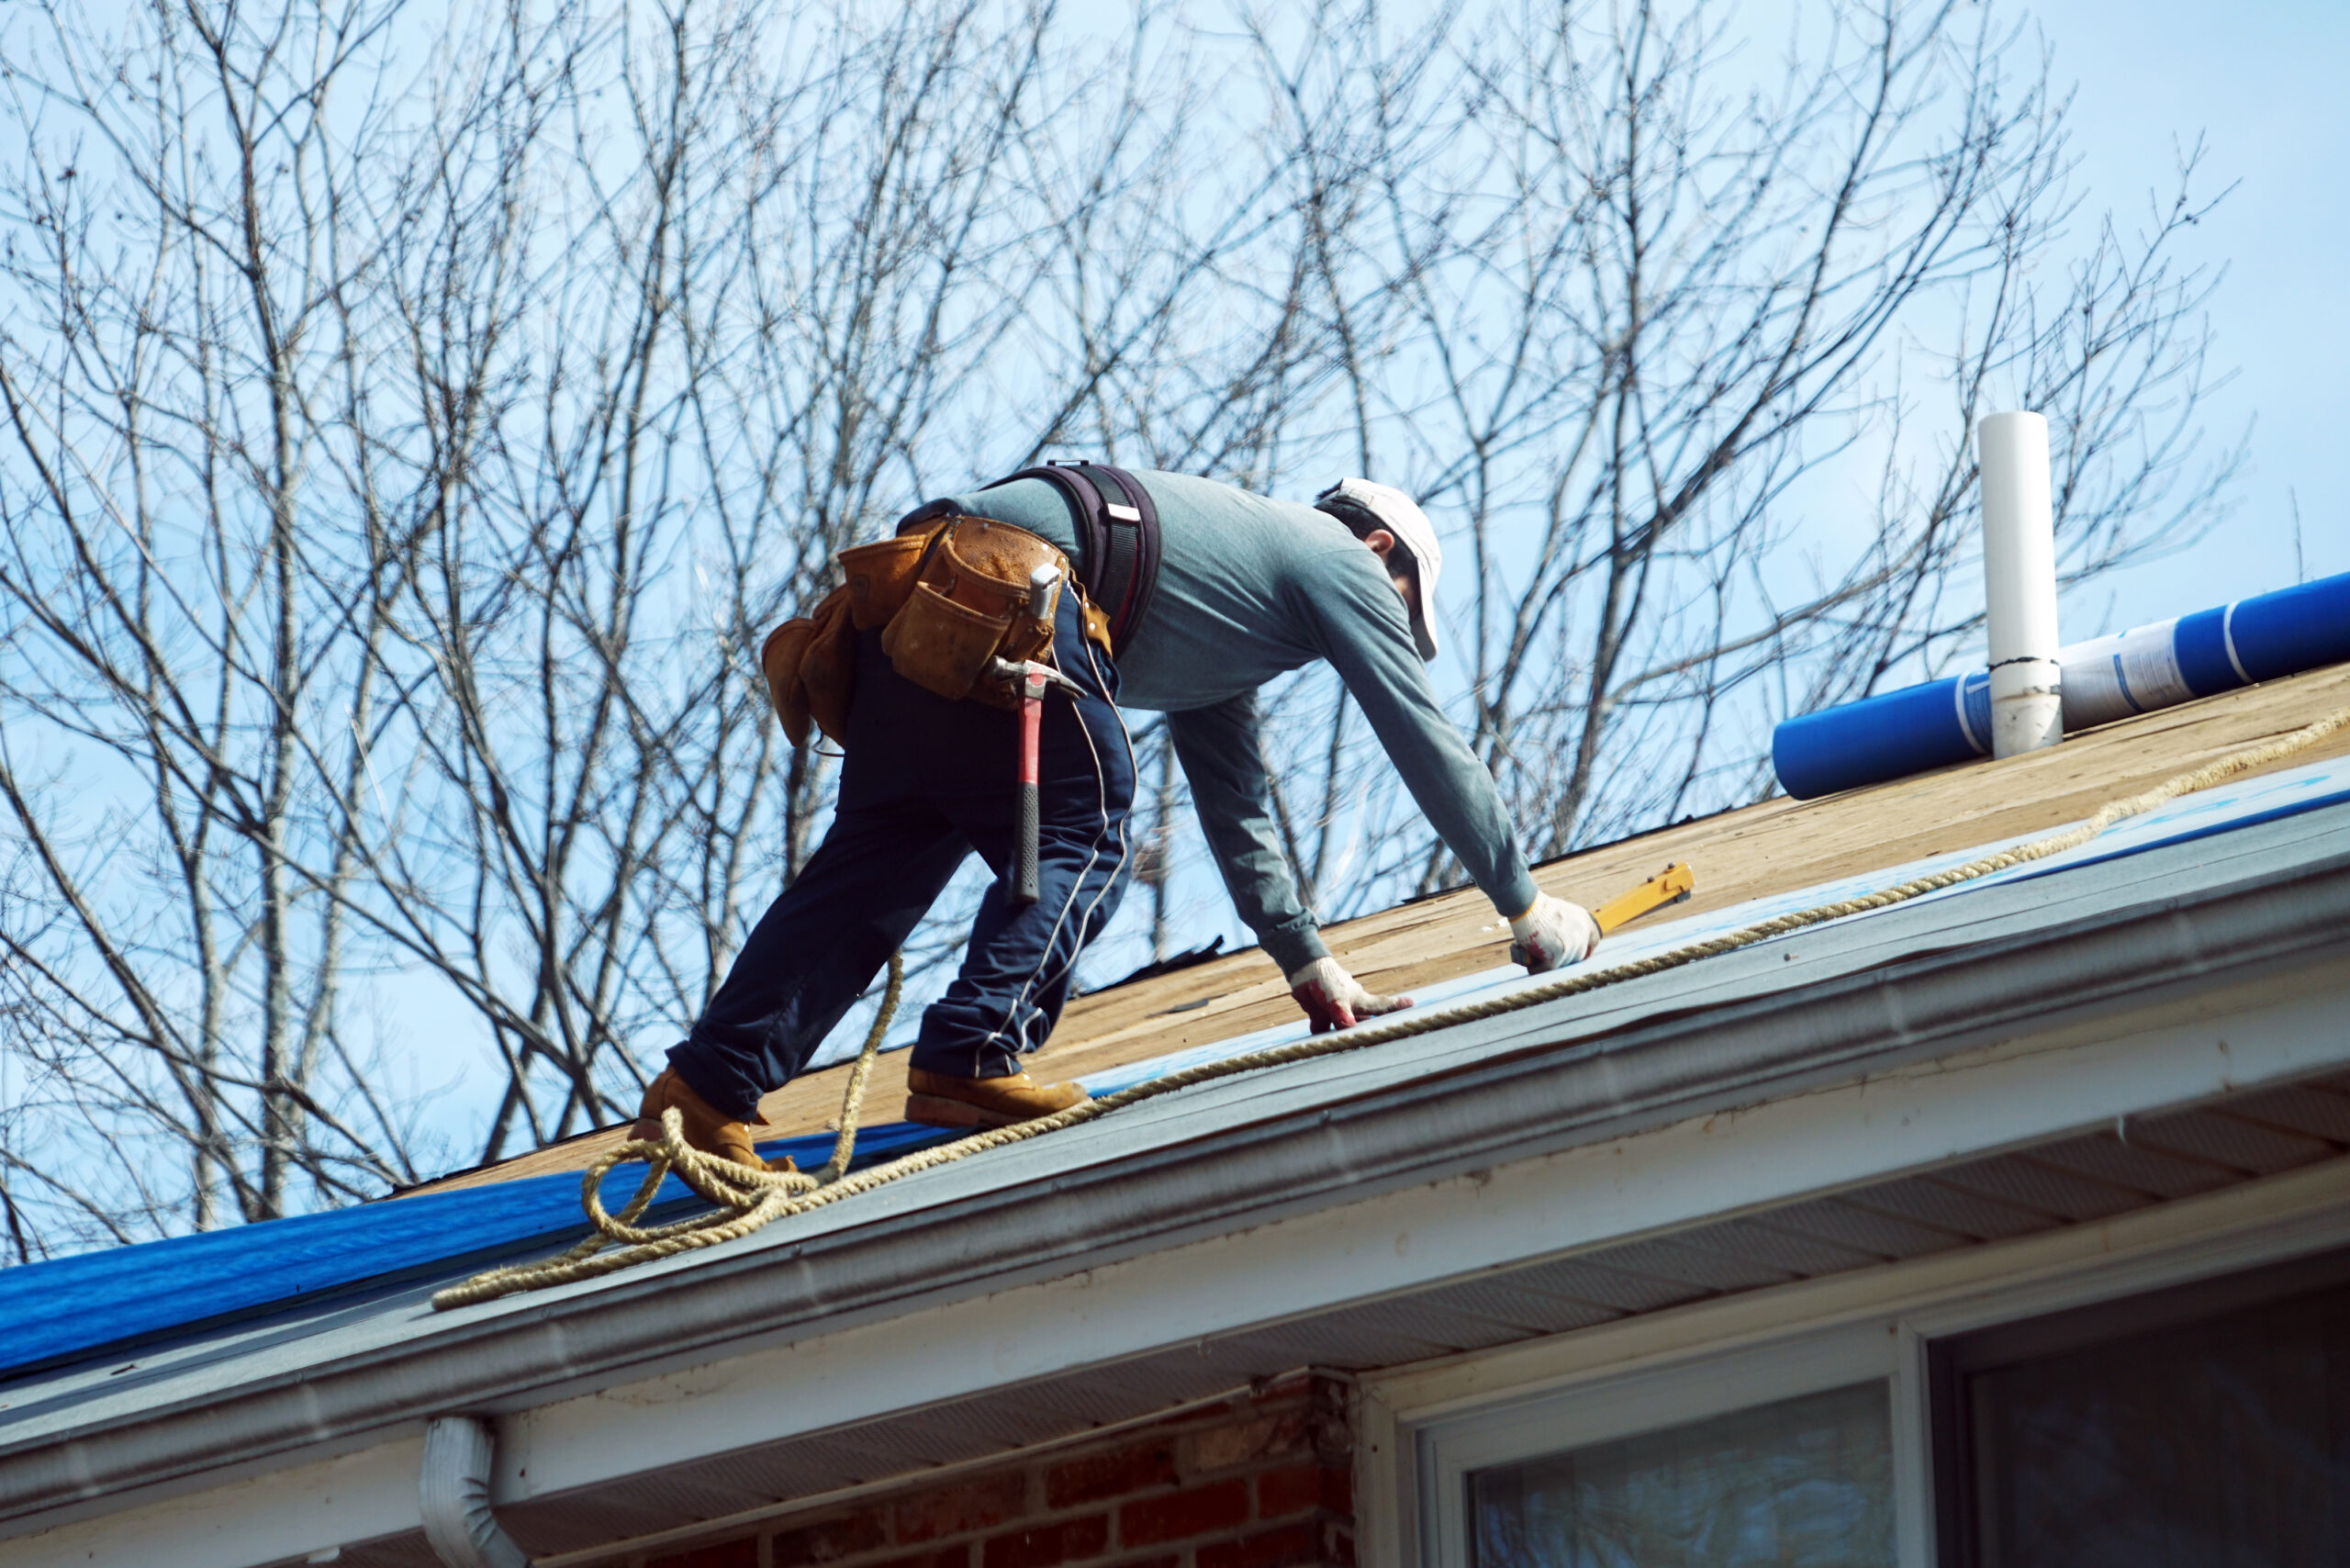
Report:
1592,860,1695,935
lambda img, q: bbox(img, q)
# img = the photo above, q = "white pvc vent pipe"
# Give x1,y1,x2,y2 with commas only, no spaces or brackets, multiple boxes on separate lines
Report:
1977,410,2064,757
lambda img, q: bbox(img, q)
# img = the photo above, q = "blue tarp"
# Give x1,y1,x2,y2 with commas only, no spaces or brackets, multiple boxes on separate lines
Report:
0,1120,951,1380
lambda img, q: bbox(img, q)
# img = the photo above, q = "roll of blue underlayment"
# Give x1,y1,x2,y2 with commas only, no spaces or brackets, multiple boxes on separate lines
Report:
1773,569,2350,800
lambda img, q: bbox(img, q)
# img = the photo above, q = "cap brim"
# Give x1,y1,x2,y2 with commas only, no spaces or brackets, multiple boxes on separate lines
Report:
1404,562,1438,660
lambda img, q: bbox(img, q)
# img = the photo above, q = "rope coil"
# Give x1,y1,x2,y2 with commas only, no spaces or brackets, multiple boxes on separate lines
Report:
432,704,2350,1311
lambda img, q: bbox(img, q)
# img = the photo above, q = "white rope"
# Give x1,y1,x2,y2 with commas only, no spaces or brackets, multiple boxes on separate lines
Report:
432,705,2349,1311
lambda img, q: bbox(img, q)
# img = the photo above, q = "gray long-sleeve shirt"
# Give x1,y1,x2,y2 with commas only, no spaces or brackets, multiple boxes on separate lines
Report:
946,469,1539,973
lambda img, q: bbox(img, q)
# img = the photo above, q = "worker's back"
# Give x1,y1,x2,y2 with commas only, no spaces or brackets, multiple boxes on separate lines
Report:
946,469,1409,712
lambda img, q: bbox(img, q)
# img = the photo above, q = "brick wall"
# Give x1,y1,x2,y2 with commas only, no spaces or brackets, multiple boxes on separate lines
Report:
614,1373,1354,1568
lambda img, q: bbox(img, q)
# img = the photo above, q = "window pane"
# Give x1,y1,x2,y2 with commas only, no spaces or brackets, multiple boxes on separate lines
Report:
1966,1281,2350,1567
1469,1382,1896,1568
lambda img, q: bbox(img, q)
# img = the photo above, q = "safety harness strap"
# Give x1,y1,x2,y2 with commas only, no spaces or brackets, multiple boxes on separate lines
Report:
977,461,1162,656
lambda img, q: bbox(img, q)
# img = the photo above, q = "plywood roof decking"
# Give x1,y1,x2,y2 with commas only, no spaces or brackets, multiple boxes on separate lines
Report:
417,663,2350,1195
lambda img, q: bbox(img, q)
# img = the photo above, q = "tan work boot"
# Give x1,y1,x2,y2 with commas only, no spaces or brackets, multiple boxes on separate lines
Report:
904,1068,1088,1129
631,1069,796,1172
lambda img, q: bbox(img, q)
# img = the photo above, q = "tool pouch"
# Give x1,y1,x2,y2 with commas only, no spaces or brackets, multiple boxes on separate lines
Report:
761,515,1081,747
760,583,857,747
878,519,1066,709
838,532,934,631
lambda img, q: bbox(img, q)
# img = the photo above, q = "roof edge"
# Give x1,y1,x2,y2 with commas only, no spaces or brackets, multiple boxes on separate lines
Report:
6,810,2349,1521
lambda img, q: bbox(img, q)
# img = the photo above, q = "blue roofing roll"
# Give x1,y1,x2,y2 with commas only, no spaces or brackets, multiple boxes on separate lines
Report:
1774,569,2350,800
2062,570,2350,726
2171,606,2240,699
2231,574,2350,682
1772,671,1990,801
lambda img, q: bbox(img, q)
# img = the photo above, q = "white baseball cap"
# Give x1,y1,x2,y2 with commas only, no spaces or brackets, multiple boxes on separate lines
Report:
1315,477,1445,660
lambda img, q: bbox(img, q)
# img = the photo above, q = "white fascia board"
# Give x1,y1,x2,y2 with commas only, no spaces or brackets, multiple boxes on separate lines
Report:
2,1433,421,1568
494,960,2350,1506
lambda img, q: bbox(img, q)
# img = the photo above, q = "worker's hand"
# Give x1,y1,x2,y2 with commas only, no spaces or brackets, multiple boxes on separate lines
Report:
1509,893,1599,973
1285,957,1414,1034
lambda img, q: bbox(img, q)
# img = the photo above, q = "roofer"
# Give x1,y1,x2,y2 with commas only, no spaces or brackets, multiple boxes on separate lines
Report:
632,465,1599,1167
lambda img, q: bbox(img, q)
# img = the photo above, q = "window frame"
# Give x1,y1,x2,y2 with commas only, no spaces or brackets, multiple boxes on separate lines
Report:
1927,1242,2350,1568
1361,1159,2350,1568
1411,1322,1907,1568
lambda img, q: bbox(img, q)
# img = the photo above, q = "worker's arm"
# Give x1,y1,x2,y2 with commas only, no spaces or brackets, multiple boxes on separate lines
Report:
1166,695,1330,976
1298,547,1541,922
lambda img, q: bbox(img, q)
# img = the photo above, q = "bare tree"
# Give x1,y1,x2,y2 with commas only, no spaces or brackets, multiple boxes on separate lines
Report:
0,0,434,1246
0,0,2241,1255
1240,0,2234,908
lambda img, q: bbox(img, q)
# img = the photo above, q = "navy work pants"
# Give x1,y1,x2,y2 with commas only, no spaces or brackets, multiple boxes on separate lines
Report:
669,588,1136,1120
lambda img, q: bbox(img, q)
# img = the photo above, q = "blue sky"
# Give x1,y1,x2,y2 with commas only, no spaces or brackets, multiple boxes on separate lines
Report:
2023,0,2346,626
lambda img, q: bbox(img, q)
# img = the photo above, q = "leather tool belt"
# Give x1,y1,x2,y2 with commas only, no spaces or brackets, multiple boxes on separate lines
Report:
760,515,1086,748
761,462,1158,748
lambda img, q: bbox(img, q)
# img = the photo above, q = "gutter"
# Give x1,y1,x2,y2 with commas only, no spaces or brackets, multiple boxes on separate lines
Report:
6,811,2349,1522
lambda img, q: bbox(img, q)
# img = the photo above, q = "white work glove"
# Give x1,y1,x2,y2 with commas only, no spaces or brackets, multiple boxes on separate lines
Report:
1509,893,1599,973
1285,956,1415,1035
